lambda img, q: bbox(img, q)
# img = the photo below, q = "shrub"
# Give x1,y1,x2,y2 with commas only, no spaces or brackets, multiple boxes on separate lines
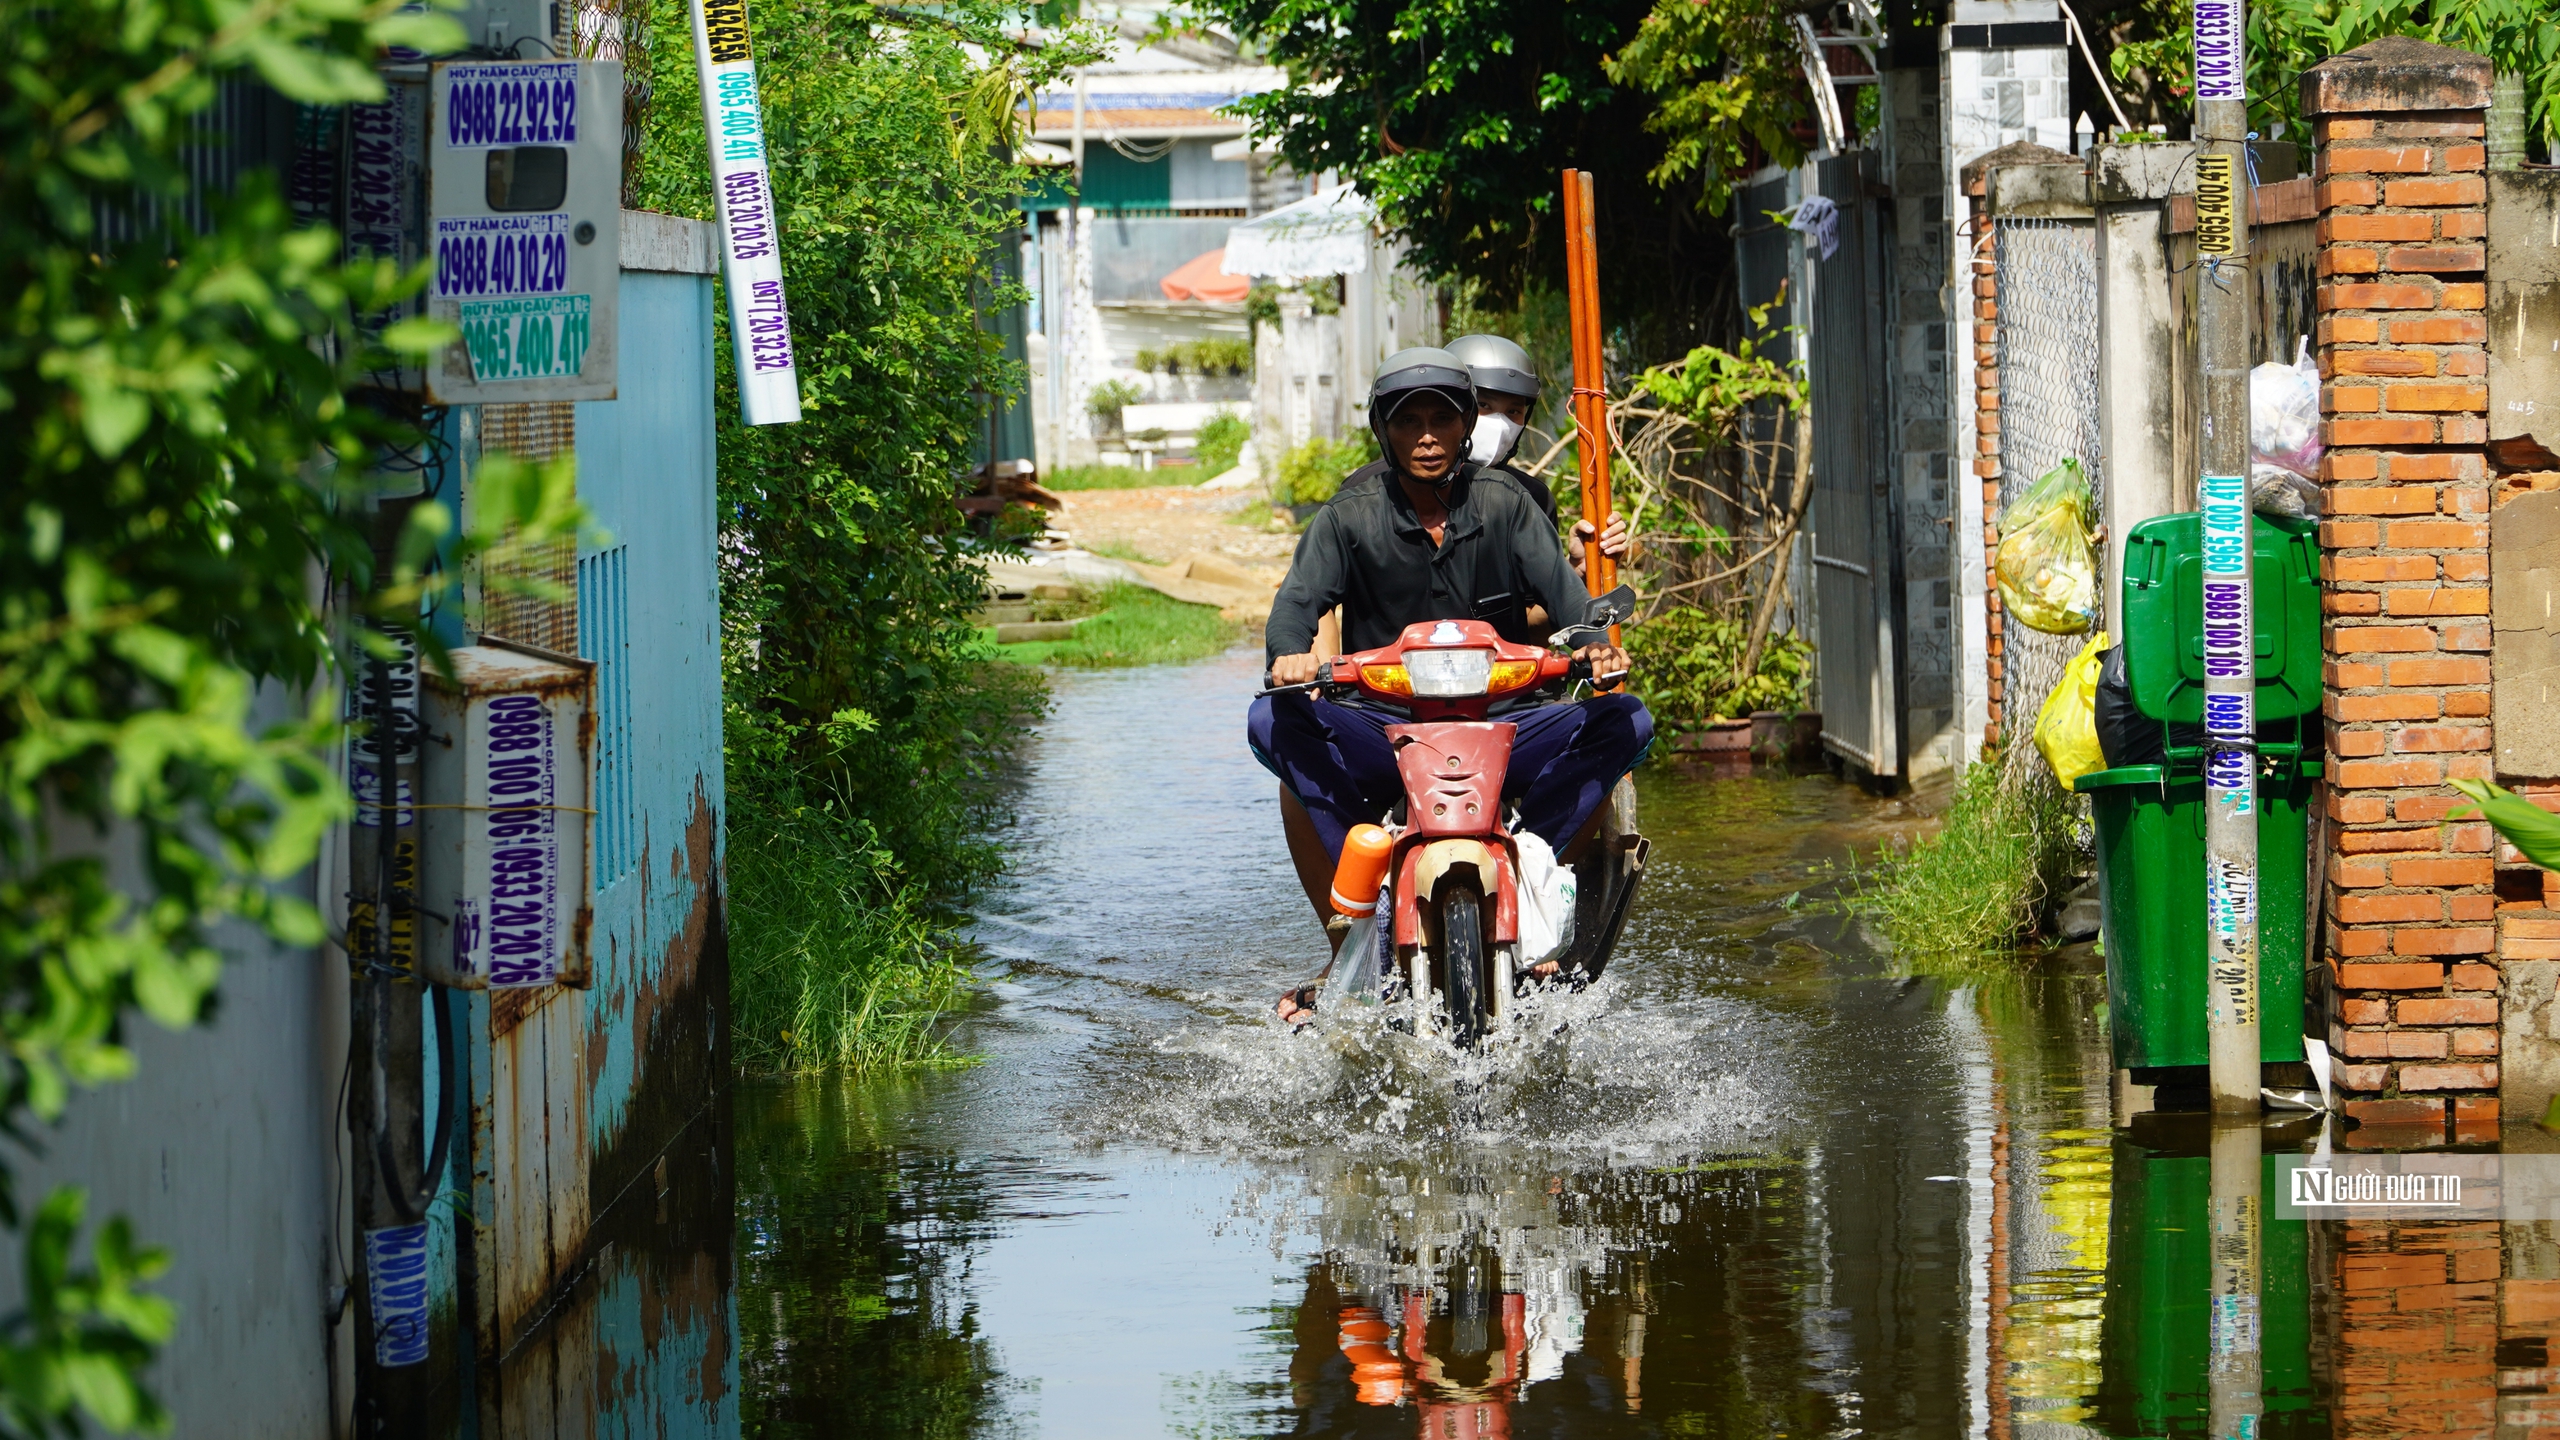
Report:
635,0,1087,1064
1085,378,1144,429
1197,410,1250,476
1278,431,1378,505
1625,608,1812,729
1859,755,2083,958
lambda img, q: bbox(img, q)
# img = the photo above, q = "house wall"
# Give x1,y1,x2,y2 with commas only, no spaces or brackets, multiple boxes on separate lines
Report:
0,696,350,1437
447,225,735,1438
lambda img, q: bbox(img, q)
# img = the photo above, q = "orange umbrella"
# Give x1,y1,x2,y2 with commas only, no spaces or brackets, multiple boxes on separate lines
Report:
1160,247,1251,303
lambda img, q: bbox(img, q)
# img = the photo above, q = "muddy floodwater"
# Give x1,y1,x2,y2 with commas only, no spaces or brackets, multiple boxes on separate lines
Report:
722,649,2538,1439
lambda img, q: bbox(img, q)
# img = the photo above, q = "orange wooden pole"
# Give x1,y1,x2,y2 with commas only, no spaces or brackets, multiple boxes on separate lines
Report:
1560,171,1601,597
1574,169,1616,599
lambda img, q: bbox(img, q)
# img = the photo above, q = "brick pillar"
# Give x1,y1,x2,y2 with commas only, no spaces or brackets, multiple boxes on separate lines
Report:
2306,38,2499,1136
1967,171,2005,750
2336,1219,2500,1438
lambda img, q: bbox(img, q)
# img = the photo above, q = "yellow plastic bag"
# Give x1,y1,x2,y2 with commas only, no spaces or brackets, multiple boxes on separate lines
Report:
2035,631,2110,790
1996,458,2097,634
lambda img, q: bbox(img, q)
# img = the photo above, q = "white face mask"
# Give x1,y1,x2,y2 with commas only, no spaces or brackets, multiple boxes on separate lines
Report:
1469,413,1524,467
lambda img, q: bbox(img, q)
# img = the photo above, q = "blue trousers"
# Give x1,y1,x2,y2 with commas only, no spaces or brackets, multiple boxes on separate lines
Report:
1247,693,1654,860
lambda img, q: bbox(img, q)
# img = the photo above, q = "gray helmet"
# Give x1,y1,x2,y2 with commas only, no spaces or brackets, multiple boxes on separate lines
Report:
1365,346,1480,465
1446,333,1540,402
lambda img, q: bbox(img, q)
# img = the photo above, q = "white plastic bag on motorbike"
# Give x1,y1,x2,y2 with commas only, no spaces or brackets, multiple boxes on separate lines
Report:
1514,832,1578,967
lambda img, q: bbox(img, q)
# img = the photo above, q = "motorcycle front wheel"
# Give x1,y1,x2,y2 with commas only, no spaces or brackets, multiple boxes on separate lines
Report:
1438,880,1490,1049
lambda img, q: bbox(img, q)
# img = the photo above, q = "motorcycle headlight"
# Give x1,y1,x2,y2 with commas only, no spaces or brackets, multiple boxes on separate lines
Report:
1404,648,1494,697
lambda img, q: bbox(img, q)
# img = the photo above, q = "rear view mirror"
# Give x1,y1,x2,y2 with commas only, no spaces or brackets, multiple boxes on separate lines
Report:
1549,584,1637,649
1587,583,1636,627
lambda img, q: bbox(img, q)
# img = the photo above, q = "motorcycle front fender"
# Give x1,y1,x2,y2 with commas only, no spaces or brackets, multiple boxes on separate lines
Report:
1393,837,1519,948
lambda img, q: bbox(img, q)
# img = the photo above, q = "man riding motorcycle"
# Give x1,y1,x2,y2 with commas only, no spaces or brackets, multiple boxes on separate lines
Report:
1249,347,1654,1023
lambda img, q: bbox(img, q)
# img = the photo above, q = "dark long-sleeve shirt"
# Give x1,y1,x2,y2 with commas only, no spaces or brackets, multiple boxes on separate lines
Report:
1490,460,1557,525
1265,461,1594,668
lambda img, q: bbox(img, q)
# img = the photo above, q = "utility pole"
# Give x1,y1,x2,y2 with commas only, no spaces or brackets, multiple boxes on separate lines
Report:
2208,1119,2265,1440
2191,0,2258,1116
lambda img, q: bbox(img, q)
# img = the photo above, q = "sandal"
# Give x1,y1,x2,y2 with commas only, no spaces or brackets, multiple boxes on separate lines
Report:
1275,983,1321,1029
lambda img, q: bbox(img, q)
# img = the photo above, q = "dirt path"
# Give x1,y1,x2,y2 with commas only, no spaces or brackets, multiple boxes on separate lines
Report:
1053,485,1300,580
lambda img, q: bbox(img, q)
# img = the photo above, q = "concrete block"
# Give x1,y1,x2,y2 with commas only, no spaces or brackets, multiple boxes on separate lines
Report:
2493,490,2560,777
2504,959,2560,1120
2090,141,2198,204
2301,35,2494,117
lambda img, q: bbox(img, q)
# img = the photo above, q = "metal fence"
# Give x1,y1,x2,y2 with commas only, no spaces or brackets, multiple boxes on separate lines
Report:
1992,217,2103,778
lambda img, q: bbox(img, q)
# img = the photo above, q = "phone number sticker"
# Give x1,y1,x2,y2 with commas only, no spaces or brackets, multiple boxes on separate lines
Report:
460,294,593,382
445,62,580,148
435,215,571,297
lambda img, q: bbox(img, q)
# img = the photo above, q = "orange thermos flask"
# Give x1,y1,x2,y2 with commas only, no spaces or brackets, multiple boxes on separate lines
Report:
1330,825,1394,916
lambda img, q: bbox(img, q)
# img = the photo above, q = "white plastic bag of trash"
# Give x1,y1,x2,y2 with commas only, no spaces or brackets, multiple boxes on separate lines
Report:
1514,831,1578,968
2251,336,2324,479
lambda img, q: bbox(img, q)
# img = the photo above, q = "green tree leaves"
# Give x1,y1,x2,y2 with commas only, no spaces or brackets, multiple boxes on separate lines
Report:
0,1191,175,1439
1197,0,1740,346
5,0,459,1426
2450,779,2560,871
633,0,1083,898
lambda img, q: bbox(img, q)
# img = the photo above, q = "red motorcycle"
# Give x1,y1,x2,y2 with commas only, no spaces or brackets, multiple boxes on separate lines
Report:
1263,586,1647,1048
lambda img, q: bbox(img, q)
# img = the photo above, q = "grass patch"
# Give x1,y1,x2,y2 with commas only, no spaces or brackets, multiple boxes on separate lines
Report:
1045,463,1204,491
728,800,982,1073
1856,752,2082,958
1083,538,1162,565
985,581,1243,668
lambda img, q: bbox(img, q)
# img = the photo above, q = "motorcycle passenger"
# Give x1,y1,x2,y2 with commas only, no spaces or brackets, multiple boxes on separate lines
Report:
1445,332,1629,589
1249,347,1653,1022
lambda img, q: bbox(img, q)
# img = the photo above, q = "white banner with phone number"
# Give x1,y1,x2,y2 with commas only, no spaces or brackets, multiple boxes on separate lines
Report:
689,0,801,425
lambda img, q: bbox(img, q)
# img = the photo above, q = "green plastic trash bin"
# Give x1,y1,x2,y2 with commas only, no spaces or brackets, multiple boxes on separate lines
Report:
2086,748,2320,1070
2093,1135,2314,1437
2119,512,2321,724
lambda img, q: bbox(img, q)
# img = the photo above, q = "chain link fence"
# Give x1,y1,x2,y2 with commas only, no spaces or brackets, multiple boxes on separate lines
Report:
1993,217,2103,786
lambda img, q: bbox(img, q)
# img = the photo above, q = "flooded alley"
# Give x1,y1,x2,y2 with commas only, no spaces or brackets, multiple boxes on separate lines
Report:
719,649,2465,1438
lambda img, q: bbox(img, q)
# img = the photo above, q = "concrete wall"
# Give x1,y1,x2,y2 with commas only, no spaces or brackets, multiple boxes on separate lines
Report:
2092,143,2192,623
1883,67,1959,782
0,680,351,1436
449,224,736,1438
2484,170,2560,1121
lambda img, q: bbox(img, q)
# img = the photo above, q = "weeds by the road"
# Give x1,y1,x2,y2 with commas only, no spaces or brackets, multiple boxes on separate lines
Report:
1046,464,1206,491
726,658,1043,1073
728,800,980,1073
989,583,1243,668
1859,753,2081,957
1084,538,1164,565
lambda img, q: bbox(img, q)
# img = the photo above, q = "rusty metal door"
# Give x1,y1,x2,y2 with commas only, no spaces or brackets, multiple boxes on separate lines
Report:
1805,152,1904,779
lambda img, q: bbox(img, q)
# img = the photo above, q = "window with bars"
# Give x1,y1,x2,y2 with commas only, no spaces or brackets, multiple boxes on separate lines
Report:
578,545,635,885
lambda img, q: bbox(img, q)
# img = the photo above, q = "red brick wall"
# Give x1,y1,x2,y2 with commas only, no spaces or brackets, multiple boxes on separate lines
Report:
2336,1219,2500,1438
2307,40,2501,1132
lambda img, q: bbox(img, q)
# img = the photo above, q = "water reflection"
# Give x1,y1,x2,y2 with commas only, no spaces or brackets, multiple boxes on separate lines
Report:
726,653,2536,1438
734,1078,1027,1438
